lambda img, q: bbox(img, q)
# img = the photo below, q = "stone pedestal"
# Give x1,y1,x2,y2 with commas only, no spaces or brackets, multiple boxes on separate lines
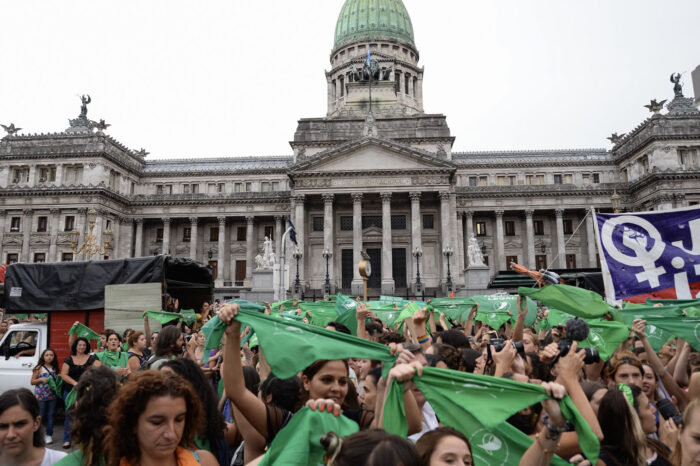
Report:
462,265,491,296
241,270,274,302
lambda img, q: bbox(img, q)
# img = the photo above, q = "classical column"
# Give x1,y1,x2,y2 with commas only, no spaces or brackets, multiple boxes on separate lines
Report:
456,212,465,276
525,210,536,269
351,193,364,294
0,211,6,263
21,209,33,262
495,210,506,271
121,218,133,258
245,216,255,286
439,192,450,284
586,213,597,268
76,208,87,261
49,208,60,262
134,218,144,258
217,216,226,286
555,209,565,267
55,164,63,186
189,217,198,260
294,195,306,287
464,211,474,266
380,192,394,294
274,216,283,263
93,210,104,260
450,194,462,285
322,195,335,289
112,216,122,259
162,218,171,256
410,192,422,289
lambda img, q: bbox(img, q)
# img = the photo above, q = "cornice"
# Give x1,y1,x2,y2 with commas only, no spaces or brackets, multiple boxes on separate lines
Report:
626,169,700,192
129,191,291,207
142,168,289,177
455,183,626,199
0,185,131,204
1,149,145,175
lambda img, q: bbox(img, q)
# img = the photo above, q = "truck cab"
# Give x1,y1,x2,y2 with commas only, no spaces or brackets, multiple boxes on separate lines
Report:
0,322,48,393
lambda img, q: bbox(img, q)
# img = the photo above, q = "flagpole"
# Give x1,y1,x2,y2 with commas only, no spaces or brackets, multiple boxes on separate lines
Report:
278,226,292,301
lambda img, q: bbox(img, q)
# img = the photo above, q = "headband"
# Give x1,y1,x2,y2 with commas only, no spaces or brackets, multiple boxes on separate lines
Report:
618,383,634,406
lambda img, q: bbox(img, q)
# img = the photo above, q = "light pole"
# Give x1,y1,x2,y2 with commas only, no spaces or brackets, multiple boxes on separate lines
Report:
413,246,423,293
610,188,622,214
293,246,303,298
322,248,332,295
443,245,454,294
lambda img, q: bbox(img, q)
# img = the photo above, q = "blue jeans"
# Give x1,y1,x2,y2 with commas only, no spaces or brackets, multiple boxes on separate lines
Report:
38,399,56,436
63,391,73,444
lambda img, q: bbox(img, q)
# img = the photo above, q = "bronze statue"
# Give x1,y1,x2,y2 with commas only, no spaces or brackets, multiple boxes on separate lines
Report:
670,73,683,97
79,94,91,118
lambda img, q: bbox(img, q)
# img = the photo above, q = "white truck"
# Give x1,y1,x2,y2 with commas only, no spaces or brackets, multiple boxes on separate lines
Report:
0,321,49,393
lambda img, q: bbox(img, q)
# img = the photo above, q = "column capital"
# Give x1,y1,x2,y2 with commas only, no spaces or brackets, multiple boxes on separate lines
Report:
162,217,171,225
274,215,283,221
409,191,422,202
554,208,564,218
495,210,505,218
351,192,363,204
217,216,227,225
464,210,473,219
322,193,335,205
49,208,60,215
525,209,535,218
22,208,33,216
380,192,392,203
119,216,132,225
246,216,255,225
439,191,450,201
135,217,144,225
189,217,198,225
0,210,6,218
292,194,306,204
77,208,88,215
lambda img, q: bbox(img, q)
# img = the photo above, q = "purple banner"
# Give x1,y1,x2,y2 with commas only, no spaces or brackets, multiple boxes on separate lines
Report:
595,206,700,302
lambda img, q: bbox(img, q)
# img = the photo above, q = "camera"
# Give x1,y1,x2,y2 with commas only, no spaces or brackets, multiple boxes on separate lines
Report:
657,398,683,426
555,318,600,364
491,338,525,354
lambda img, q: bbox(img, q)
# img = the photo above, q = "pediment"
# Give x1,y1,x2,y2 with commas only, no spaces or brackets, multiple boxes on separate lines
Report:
291,137,455,174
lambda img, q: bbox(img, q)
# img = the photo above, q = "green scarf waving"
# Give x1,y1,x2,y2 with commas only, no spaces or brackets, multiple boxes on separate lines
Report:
95,350,129,369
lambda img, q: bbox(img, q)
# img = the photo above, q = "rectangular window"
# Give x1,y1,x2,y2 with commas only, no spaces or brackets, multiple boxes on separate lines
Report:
504,220,515,236
210,227,219,242
640,155,650,173
218,183,225,193
264,226,274,240
592,173,600,184
261,182,270,192
61,252,73,262
525,175,534,185
156,228,164,242
33,253,46,263
497,176,505,186
7,253,18,264
506,255,518,267
391,215,407,230
36,216,47,232
38,167,49,183
271,181,280,191
469,176,478,187
312,217,324,232
582,174,590,184
535,174,545,185
130,182,135,195
478,176,488,186
235,183,242,193
10,217,20,232
105,220,112,232
553,174,563,185
64,216,75,232
566,254,577,269
536,255,548,270
237,226,247,241
183,227,191,242
156,185,164,194
563,174,573,184
621,168,628,182
192,184,199,194
340,216,353,231
362,215,382,229
476,221,487,236
183,184,191,194
235,260,246,286
534,220,544,235
563,219,573,235
423,214,434,230
207,183,217,194
165,185,173,194
245,182,252,192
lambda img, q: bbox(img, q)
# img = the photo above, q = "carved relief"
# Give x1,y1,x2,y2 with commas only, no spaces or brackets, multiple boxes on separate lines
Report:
30,234,50,244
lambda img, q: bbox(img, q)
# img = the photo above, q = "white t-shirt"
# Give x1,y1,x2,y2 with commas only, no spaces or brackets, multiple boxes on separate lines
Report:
408,402,440,442
41,448,67,466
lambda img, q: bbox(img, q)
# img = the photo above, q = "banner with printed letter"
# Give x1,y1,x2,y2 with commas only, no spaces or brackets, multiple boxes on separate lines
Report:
594,205,700,303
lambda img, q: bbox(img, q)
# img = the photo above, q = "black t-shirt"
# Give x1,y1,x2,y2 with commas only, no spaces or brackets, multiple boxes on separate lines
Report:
63,354,97,389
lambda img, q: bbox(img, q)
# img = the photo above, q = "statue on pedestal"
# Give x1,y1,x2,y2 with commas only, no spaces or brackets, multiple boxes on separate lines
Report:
255,236,277,270
467,234,485,266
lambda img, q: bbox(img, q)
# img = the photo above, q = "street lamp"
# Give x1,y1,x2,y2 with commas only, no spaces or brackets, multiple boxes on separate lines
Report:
443,245,454,294
71,209,112,259
610,188,622,214
293,246,303,297
322,248,332,295
412,246,423,292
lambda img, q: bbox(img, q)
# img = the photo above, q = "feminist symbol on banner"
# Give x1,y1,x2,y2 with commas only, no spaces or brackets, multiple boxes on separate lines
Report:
472,429,510,466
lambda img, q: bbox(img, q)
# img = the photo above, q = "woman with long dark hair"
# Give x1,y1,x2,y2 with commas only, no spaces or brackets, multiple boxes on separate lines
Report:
60,337,100,449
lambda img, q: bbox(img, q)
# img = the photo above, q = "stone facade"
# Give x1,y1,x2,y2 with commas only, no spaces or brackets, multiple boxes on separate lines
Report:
1,1,700,300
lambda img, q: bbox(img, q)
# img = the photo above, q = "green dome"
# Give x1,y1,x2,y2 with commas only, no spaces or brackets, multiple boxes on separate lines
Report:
334,0,415,50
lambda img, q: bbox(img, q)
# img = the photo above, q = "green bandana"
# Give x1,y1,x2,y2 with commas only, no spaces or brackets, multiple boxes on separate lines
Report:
67,322,101,341
259,407,359,466
472,295,538,327
47,374,63,396
620,306,684,351
95,350,129,369
65,387,77,410
335,293,359,335
383,367,599,464
545,308,630,360
144,310,180,324
180,309,197,326
519,285,613,320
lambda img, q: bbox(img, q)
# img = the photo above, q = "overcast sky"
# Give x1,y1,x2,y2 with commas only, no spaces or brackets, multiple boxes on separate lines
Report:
1,0,698,159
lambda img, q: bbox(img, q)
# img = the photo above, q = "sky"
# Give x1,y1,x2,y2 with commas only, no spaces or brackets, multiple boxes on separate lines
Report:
1,0,698,160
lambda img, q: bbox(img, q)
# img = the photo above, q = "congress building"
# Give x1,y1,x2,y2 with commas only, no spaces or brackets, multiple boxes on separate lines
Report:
1,0,699,300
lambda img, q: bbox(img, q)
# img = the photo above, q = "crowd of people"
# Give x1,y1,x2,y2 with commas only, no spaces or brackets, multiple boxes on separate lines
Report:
2,295,700,465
